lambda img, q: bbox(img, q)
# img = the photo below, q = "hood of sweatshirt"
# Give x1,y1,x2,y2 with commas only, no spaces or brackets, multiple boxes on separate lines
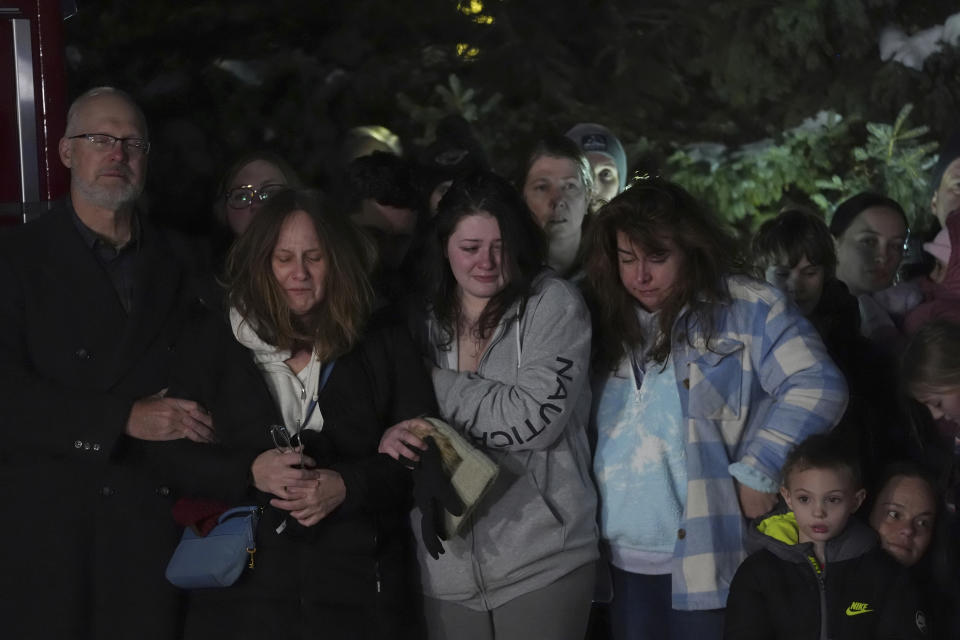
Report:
749,502,878,568
230,307,292,365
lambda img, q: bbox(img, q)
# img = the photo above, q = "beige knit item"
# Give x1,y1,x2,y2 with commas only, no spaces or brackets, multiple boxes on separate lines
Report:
418,417,499,537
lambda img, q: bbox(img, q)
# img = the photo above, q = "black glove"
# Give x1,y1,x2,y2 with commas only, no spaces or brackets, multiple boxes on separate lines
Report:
412,436,465,559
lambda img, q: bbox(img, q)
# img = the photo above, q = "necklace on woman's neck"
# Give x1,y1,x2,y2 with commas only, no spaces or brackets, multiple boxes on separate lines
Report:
458,315,486,360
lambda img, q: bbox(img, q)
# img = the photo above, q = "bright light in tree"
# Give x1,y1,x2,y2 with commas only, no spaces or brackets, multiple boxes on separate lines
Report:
456,43,480,58
458,0,494,25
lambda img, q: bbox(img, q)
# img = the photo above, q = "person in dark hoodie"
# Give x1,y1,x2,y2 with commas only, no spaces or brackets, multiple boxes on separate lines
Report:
752,208,861,365
868,462,959,640
417,115,489,216
344,151,429,307
725,433,928,640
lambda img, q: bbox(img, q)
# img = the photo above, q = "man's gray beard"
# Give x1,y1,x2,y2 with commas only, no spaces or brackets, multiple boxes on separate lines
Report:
72,175,142,211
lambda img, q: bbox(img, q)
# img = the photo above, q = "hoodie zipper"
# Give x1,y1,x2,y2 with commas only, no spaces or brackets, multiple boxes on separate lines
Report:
807,556,829,640
373,532,382,594
474,311,517,373
469,312,510,607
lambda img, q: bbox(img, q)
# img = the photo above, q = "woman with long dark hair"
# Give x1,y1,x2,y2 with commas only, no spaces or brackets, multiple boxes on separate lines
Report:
581,179,847,639
829,192,913,343
379,172,599,640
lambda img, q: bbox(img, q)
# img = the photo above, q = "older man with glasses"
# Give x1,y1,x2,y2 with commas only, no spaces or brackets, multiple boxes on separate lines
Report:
0,86,212,639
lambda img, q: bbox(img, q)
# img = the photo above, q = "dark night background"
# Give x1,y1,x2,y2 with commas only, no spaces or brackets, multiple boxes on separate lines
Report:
61,0,960,235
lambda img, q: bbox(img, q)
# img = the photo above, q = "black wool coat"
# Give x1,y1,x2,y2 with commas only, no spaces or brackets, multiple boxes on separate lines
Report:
0,206,201,640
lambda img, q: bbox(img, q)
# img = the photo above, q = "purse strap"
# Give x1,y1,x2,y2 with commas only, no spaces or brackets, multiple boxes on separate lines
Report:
217,505,260,524
301,360,336,428
318,359,336,392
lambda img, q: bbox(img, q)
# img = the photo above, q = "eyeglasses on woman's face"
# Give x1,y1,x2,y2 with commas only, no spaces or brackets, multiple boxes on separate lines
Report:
226,184,286,210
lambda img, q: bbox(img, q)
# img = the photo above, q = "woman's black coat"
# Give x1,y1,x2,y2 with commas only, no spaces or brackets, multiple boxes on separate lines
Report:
155,307,436,640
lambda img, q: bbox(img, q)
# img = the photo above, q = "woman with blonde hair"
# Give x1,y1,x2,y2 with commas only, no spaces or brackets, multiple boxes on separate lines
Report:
901,320,960,500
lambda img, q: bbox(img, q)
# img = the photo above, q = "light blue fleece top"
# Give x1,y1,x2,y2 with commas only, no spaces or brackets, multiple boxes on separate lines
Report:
592,311,687,574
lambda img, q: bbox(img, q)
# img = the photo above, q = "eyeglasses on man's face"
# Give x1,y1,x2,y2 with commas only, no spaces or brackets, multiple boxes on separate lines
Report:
68,133,151,155
226,184,286,210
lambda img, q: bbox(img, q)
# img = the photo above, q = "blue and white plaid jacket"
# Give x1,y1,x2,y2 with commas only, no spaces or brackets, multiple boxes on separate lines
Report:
666,276,847,610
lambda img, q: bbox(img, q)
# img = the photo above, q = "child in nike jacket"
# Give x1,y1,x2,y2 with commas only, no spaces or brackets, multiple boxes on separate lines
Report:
724,434,928,640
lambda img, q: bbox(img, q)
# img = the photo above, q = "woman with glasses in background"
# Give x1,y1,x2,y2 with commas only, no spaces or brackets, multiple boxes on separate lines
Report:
206,152,301,273
164,188,436,639
216,151,300,237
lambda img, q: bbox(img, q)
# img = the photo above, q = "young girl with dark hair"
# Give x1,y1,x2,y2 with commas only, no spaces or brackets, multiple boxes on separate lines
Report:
380,171,599,640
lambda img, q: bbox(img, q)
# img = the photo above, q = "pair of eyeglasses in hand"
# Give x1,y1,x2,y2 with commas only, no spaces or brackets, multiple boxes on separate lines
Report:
268,424,306,534
269,424,306,468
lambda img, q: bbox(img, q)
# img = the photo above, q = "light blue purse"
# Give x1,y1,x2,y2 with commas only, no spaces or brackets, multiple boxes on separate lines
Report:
165,505,260,589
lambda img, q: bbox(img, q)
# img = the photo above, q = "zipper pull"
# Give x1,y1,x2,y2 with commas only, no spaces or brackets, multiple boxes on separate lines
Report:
247,547,256,569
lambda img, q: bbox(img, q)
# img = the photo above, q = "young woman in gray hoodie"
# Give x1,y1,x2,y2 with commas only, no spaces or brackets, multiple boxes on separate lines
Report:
379,171,599,640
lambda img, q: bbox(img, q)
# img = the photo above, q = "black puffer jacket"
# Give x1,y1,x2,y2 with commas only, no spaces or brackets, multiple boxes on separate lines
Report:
725,506,928,640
